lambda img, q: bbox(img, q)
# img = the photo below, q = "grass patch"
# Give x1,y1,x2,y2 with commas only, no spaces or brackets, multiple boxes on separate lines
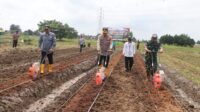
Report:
139,43,200,85
160,45,200,85
0,33,99,50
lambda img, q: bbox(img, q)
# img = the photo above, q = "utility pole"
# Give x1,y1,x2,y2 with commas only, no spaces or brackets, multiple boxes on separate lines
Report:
97,7,103,34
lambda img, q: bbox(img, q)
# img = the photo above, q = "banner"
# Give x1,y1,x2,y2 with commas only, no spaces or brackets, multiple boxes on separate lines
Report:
108,27,130,40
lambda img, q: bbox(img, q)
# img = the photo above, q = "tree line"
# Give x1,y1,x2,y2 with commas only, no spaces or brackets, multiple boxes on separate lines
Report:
160,34,196,47
9,20,78,40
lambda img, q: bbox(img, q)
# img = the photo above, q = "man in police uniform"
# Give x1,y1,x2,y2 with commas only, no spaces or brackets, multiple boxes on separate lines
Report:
145,34,163,80
97,28,113,68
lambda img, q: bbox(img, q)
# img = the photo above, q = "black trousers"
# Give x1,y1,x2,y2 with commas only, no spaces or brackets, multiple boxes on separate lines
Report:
125,57,134,70
40,51,53,64
13,40,18,48
98,55,110,68
80,44,83,52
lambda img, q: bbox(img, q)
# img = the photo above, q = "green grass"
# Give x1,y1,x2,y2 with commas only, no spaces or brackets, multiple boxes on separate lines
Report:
0,33,98,49
139,43,200,85
0,33,125,52
160,45,200,85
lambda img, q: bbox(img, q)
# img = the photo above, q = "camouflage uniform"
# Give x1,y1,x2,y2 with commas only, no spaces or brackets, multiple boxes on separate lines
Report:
145,41,161,76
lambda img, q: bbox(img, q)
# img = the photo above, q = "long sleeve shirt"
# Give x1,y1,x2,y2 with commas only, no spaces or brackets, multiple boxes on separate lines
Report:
39,32,56,52
13,33,20,40
123,42,136,57
97,35,113,56
79,38,85,45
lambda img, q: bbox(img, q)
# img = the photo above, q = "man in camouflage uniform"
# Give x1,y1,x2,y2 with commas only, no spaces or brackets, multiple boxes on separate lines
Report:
145,34,163,80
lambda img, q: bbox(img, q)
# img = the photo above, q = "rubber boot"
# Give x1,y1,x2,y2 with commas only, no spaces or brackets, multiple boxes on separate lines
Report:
48,64,53,73
40,64,45,74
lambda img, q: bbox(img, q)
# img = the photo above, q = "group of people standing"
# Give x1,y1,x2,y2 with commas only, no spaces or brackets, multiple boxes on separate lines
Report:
12,26,162,81
96,27,136,73
96,27,163,81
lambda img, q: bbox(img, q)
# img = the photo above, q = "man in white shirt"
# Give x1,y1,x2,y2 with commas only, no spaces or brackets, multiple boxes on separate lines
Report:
122,37,136,72
79,35,85,52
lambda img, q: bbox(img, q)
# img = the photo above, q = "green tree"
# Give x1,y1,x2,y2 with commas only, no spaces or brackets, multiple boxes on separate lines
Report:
10,24,21,33
197,40,200,44
24,29,34,35
174,34,195,47
160,34,195,47
189,39,195,47
66,27,78,39
38,20,78,40
160,34,174,44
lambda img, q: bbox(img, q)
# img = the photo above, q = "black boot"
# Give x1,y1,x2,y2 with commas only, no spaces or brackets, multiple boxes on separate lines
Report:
147,72,151,81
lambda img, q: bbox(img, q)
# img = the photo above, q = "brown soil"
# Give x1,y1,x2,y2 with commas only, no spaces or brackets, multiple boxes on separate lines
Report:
91,53,185,112
61,52,184,112
0,48,96,92
61,52,122,112
0,48,98,112
0,48,84,81
162,64,200,112
0,48,192,112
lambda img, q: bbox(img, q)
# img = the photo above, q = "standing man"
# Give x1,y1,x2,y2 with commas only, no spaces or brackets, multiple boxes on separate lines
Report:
122,37,136,72
112,40,116,51
79,34,85,52
97,28,113,68
39,26,56,74
12,30,20,48
137,40,140,50
145,34,163,80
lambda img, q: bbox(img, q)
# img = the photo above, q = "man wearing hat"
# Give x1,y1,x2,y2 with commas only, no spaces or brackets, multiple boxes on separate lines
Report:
97,28,113,68
38,25,56,74
145,34,163,80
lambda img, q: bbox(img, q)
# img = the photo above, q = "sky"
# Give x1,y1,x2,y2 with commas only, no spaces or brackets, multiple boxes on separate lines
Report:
0,0,200,41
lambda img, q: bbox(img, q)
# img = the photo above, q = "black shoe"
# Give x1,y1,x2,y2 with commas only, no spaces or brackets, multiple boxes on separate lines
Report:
103,77,107,82
129,68,132,72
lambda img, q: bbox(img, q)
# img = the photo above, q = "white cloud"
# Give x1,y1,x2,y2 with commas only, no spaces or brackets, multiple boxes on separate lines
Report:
0,0,200,41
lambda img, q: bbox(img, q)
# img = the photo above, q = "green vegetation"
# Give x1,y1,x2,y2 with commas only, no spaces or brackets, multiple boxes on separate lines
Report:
160,34,195,47
139,43,200,85
159,45,200,85
10,24,21,33
197,40,200,44
38,20,78,40
0,33,97,49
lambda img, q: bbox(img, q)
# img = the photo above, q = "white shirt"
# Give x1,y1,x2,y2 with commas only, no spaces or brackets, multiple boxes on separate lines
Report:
123,42,136,57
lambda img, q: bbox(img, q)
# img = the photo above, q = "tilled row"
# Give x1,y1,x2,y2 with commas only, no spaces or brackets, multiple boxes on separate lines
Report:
90,53,184,112
59,52,122,112
0,49,96,90
0,48,89,81
0,57,96,112
162,64,200,112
